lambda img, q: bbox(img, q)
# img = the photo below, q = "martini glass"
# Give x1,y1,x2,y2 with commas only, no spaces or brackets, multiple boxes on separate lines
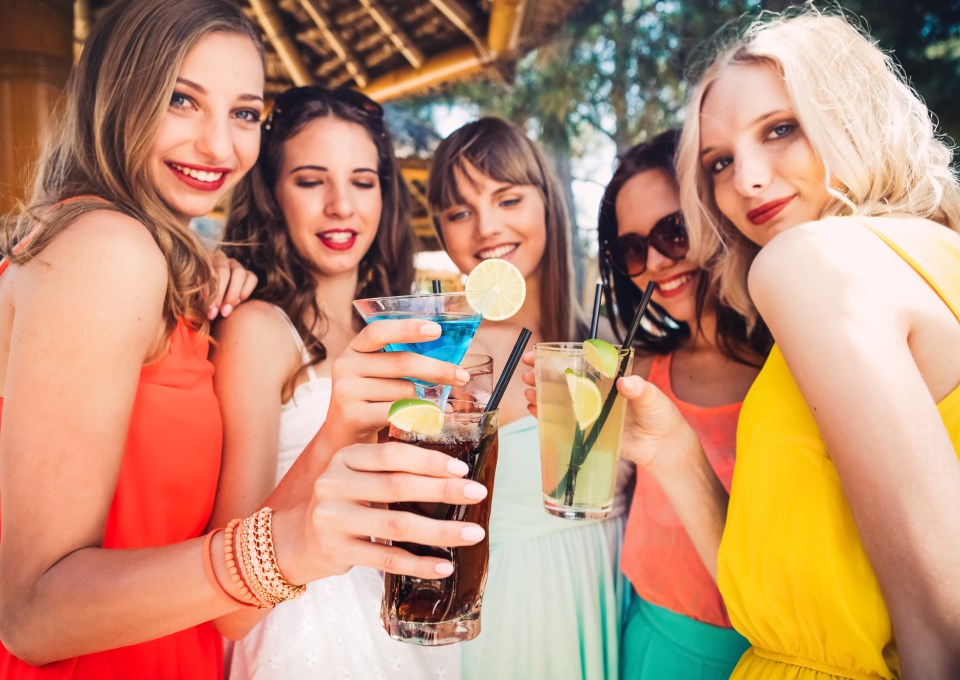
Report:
353,292,482,403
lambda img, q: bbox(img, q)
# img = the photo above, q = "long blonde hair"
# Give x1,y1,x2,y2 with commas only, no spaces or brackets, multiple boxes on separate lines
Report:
677,8,960,323
3,0,264,335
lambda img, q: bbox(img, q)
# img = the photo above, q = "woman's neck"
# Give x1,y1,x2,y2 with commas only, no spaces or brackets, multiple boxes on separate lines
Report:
311,269,360,331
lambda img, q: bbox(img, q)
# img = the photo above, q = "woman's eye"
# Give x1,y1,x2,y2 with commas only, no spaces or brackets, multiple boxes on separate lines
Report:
500,197,521,208
296,180,322,188
235,109,261,123
353,178,377,189
708,157,732,175
445,209,470,222
170,92,193,109
768,122,797,139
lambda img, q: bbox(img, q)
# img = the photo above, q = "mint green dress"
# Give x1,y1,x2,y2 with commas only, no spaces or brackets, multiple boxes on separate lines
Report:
461,416,627,680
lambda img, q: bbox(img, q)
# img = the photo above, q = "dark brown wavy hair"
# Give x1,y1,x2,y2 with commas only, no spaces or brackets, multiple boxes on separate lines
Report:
427,116,583,342
598,129,771,366
223,87,414,385
4,0,263,338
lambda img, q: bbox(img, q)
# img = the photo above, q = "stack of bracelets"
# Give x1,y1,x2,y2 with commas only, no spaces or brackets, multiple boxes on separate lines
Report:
203,506,306,609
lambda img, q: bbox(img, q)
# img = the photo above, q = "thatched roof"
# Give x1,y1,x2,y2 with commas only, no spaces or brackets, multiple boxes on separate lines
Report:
81,0,590,100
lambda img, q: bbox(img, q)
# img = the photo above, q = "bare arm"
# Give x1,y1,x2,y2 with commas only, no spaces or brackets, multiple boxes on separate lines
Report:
750,220,960,678
0,214,241,663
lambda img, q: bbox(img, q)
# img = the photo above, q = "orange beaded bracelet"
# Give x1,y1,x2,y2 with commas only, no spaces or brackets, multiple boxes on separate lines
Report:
202,529,260,610
224,518,272,609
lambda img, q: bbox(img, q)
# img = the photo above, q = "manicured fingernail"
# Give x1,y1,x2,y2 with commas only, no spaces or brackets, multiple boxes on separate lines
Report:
420,322,441,337
221,303,233,317
435,561,454,576
207,306,218,320
461,525,485,542
463,482,487,499
456,369,471,383
447,459,469,475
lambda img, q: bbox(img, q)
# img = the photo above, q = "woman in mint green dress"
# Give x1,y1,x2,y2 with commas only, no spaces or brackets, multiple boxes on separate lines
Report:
427,117,628,679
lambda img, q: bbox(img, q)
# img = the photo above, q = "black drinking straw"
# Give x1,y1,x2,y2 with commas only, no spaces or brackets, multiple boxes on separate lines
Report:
432,279,442,294
622,281,657,349
588,282,602,340
485,327,532,413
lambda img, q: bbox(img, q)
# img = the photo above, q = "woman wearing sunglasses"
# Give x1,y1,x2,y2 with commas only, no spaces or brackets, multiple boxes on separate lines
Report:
211,87,462,678
597,129,771,679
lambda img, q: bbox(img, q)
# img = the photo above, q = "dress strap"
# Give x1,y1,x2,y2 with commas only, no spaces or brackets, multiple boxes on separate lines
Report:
855,217,960,325
270,305,318,380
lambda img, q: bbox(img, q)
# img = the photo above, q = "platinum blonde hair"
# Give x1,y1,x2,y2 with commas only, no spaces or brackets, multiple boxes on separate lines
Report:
677,8,960,323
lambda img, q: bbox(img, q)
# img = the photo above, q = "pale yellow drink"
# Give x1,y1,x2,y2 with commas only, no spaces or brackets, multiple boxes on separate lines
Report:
535,342,633,519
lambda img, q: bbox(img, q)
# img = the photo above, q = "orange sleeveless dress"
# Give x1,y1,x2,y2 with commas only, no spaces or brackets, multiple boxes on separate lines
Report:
0,219,224,678
621,352,739,626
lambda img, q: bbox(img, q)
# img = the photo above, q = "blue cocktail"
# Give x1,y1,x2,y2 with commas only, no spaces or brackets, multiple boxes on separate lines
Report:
353,292,482,400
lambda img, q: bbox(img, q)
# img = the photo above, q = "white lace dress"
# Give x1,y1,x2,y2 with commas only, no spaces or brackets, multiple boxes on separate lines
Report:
226,305,460,680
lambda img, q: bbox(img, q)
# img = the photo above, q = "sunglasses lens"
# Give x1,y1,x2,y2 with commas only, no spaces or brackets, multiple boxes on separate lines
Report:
650,214,689,260
610,235,647,276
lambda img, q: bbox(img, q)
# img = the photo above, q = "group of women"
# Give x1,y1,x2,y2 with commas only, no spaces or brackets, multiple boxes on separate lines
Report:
0,0,957,679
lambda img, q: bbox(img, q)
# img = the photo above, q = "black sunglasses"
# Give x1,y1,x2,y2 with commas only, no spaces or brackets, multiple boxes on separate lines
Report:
605,211,689,277
263,86,384,133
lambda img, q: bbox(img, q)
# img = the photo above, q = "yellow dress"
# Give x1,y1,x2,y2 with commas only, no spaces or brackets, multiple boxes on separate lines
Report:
717,219,960,679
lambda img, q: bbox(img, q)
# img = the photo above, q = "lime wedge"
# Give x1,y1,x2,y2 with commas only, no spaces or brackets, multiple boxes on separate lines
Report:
387,398,444,435
583,339,620,379
564,369,603,429
465,258,526,321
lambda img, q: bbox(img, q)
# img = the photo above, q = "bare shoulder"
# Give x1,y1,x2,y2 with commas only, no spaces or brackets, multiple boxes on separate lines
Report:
747,217,912,314
17,210,167,310
211,300,300,373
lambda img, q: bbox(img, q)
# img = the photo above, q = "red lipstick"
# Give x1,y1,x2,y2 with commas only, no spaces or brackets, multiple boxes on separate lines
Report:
317,230,358,251
166,162,229,192
747,196,794,225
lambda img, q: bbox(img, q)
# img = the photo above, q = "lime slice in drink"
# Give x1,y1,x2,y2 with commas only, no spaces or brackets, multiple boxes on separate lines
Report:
583,339,620,379
387,398,444,435
465,258,526,321
564,369,603,429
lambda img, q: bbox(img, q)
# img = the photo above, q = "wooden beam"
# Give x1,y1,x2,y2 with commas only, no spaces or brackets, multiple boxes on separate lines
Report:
428,0,489,58
296,0,369,88
362,45,483,102
358,0,425,70
73,0,90,62
249,0,314,86
487,0,528,56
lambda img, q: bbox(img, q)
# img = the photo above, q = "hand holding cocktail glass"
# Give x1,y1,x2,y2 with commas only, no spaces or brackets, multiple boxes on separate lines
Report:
354,259,528,646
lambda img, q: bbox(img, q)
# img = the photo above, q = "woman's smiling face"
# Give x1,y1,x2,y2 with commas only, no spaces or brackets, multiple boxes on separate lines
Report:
436,161,547,281
699,62,832,246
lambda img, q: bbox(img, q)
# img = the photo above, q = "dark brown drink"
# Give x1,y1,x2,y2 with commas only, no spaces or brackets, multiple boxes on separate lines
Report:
382,408,499,646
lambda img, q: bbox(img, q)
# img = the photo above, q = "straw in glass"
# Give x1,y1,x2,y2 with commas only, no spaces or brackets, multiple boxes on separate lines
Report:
485,328,532,413
556,281,657,505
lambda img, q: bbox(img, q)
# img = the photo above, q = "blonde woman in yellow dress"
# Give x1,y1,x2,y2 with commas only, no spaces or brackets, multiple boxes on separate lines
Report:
612,9,960,679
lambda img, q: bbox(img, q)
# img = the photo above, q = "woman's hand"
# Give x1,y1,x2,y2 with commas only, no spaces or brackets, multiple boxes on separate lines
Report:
616,374,697,473
274,440,488,584
208,250,258,319
321,319,471,451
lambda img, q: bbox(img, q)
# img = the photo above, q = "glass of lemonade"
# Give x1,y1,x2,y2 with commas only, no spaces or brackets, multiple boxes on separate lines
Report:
535,341,634,519
381,401,499,646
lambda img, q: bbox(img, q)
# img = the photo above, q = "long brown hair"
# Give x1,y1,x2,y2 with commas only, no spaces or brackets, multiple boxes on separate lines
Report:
427,117,582,342
3,0,264,337
597,129,771,366
224,87,414,382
